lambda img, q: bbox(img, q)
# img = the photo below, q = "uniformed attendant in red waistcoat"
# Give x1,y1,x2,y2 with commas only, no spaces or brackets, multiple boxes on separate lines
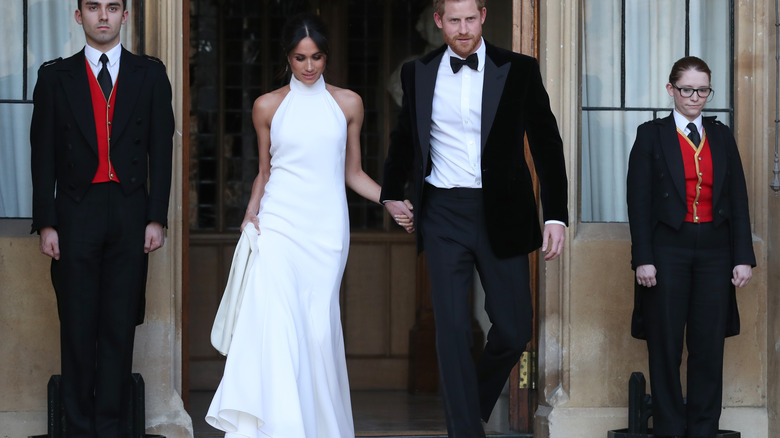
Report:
30,0,174,435
627,56,755,438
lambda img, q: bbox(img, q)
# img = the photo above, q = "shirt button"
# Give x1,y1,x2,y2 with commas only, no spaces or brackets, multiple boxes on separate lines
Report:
698,156,702,161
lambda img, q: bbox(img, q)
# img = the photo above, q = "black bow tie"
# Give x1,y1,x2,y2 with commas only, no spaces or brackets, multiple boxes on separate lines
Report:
450,53,478,73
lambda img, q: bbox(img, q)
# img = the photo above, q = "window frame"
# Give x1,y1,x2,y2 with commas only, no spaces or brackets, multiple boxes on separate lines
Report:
579,0,736,223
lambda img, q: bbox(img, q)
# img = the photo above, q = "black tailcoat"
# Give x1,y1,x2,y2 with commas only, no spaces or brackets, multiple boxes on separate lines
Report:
30,47,174,436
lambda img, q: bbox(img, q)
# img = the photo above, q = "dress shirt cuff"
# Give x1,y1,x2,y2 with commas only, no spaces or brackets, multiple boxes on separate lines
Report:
544,220,567,227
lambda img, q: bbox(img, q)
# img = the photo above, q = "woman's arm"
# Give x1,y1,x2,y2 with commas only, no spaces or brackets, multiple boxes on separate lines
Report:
338,89,382,203
241,90,285,231
334,86,413,232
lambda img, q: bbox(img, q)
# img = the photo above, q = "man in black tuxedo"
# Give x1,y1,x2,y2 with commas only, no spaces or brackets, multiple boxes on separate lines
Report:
381,0,568,436
30,0,173,435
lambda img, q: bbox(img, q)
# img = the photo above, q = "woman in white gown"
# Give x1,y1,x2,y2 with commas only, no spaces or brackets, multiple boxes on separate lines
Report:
206,13,413,438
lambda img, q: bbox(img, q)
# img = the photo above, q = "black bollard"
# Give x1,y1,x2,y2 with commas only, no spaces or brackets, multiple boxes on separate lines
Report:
47,375,65,438
33,373,165,438
627,372,652,434
608,372,741,438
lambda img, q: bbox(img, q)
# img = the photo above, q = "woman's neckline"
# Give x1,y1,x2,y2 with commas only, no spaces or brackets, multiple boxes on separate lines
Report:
289,74,326,96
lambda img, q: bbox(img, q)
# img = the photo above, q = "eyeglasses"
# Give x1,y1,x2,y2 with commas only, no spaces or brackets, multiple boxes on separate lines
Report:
672,84,713,98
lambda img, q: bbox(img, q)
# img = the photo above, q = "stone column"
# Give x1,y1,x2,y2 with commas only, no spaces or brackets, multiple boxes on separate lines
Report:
132,1,192,436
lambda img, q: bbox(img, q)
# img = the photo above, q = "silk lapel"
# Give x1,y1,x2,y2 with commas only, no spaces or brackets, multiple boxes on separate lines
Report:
659,113,687,202
414,51,444,165
60,50,99,156
481,48,509,150
110,48,146,146
704,118,727,208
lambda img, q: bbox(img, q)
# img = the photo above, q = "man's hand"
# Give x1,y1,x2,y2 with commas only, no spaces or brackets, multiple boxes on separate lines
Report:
385,200,415,233
39,226,60,260
144,222,165,253
732,264,752,288
541,223,565,261
635,264,657,288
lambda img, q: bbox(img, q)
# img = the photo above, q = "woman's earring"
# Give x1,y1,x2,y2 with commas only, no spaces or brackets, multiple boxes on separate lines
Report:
285,64,289,72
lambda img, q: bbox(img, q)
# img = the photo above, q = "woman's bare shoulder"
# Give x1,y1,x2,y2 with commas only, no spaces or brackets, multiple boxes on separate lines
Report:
253,86,291,117
326,84,363,117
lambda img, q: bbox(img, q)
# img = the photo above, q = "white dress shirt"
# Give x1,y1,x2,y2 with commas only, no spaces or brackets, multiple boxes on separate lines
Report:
424,40,565,228
84,43,122,86
672,109,703,140
426,40,487,189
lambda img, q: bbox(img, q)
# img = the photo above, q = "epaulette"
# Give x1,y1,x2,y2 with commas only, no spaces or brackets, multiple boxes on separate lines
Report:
142,54,163,64
704,115,723,125
40,57,62,69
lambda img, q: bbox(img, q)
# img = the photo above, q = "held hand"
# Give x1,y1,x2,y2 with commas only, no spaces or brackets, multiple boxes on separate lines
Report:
732,264,753,288
541,223,565,261
144,222,165,253
399,199,415,233
385,200,415,234
395,214,415,233
39,226,60,260
636,264,657,288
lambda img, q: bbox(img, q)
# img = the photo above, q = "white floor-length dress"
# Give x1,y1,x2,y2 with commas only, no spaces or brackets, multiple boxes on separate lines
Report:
206,74,354,438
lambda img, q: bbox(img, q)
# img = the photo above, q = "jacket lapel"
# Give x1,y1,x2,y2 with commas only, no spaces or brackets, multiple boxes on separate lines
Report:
481,44,509,150
60,50,98,156
110,48,146,146
659,113,687,202
414,49,444,165
704,117,727,208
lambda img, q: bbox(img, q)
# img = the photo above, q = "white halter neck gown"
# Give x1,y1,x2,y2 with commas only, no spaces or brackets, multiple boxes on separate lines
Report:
206,75,354,438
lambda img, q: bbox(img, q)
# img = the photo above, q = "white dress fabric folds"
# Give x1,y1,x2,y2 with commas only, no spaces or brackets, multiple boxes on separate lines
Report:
211,222,259,356
206,75,354,438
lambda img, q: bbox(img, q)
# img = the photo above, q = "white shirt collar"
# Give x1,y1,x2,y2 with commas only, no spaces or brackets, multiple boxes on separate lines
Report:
84,43,122,69
444,38,486,72
672,109,702,134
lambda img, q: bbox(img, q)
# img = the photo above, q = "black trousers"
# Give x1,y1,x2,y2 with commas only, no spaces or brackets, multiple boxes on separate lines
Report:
421,185,532,438
51,182,147,438
641,222,732,438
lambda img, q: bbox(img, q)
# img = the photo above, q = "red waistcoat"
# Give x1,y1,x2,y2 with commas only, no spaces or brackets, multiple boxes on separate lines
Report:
86,58,119,183
677,129,713,223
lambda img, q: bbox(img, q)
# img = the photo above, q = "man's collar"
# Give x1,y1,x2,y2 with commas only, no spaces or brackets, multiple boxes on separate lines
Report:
445,38,486,72
84,43,123,67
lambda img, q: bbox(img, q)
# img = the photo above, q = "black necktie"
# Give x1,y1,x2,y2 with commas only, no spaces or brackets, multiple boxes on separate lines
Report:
97,53,112,101
686,122,700,147
450,53,478,73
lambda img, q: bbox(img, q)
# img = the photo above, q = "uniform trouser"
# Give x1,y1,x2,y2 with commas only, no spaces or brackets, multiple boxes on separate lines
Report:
641,222,732,438
51,182,147,438
421,185,532,438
